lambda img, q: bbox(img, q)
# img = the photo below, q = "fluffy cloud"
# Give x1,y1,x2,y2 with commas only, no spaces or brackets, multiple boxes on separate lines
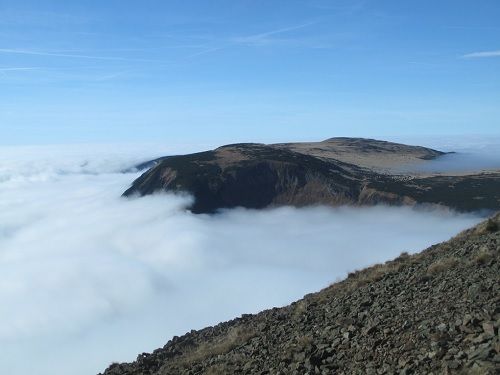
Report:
0,144,486,375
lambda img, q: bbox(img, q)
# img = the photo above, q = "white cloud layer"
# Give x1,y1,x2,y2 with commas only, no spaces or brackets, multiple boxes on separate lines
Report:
0,144,487,375
388,135,500,173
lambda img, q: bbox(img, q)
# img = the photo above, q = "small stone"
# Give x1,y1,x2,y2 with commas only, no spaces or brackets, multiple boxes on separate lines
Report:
446,360,460,369
472,333,490,344
363,324,377,335
436,323,447,332
294,352,306,362
468,346,491,361
482,322,495,336
494,341,500,354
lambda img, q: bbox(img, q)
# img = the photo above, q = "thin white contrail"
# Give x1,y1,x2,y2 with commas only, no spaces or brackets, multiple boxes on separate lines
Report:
0,67,40,71
0,48,158,62
461,50,500,58
187,20,318,58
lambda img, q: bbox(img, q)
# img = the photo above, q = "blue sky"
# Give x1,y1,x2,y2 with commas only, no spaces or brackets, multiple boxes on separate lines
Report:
1,0,499,145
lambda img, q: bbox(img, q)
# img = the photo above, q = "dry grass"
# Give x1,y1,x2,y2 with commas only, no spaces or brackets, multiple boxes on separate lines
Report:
203,364,231,375
346,253,410,289
295,335,313,349
426,257,459,275
354,267,386,286
283,334,314,356
473,250,494,265
313,251,414,300
466,213,500,237
292,300,308,320
175,326,256,368
396,251,410,261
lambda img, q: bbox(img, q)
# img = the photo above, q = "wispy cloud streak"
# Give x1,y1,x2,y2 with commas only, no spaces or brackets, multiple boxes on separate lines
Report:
188,21,318,58
461,50,500,58
0,67,40,71
232,21,317,46
0,48,158,62
0,66,41,78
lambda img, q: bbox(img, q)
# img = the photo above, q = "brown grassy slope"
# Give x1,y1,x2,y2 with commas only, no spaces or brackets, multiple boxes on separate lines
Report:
273,137,446,172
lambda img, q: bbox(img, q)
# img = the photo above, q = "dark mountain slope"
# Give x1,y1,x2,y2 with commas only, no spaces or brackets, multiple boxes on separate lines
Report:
369,173,500,212
123,139,500,213
100,213,500,375
123,143,372,213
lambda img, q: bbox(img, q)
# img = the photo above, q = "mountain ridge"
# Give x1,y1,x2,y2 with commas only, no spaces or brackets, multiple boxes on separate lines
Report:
123,138,500,213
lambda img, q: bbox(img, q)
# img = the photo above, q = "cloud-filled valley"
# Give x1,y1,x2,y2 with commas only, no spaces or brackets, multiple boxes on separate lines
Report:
0,144,490,375
389,135,500,173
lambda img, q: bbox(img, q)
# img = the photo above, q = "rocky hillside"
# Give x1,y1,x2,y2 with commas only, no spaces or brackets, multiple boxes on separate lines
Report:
101,213,500,375
123,138,500,213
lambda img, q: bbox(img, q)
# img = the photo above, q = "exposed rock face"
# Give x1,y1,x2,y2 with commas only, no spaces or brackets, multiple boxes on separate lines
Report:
100,214,500,375
123,138,500,213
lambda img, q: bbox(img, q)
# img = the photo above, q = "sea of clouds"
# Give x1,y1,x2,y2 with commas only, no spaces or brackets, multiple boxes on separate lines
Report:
388,135,500,173
0,141,494,375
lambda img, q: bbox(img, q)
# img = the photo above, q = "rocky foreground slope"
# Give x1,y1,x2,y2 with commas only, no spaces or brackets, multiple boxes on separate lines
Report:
123,138,500,213
101,214,500,375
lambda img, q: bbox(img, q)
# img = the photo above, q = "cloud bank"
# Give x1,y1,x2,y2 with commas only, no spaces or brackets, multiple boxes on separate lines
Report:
0,144,485,375
388,135,500,173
